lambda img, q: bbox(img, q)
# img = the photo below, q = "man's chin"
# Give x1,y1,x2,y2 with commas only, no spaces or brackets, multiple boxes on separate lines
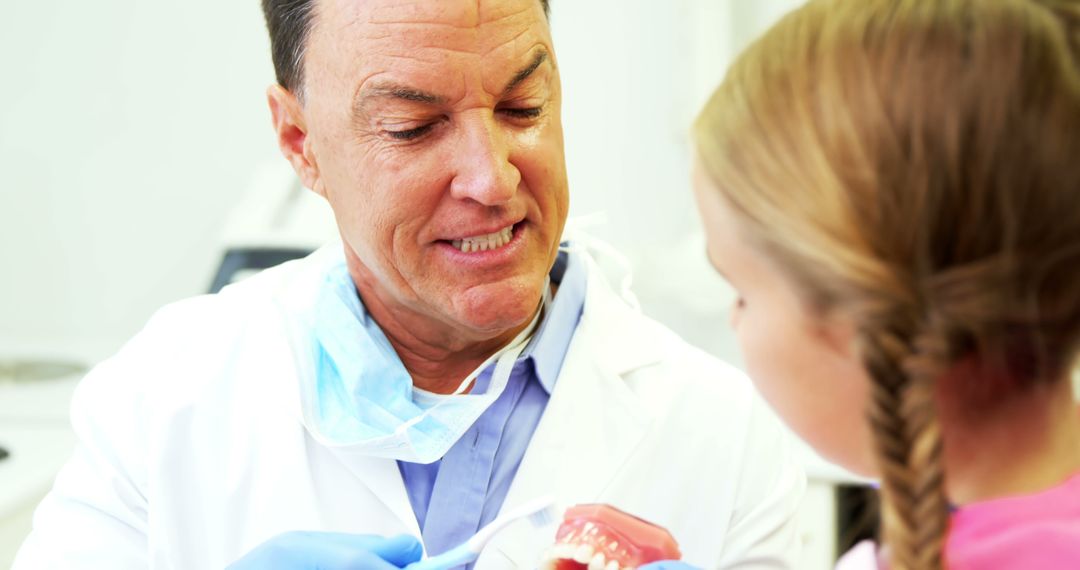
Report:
449,282,547,339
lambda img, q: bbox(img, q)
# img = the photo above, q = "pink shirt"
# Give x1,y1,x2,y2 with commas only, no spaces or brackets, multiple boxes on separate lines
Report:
836,472,1080,569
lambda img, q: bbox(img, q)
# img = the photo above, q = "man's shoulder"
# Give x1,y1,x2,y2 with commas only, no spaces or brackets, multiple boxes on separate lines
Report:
571,295,751,430
144,248,321,338
602,308,800,496
79,252,319,407
570,251,757,412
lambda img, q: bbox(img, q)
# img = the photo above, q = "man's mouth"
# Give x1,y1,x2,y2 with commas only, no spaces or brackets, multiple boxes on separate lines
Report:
448,224,516,254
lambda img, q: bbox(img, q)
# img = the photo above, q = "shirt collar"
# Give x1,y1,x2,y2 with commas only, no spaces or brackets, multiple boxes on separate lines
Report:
522,247,587,394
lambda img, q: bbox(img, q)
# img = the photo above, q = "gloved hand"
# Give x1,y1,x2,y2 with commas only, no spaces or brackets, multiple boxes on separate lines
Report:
227,531,423,569
638,562,702,570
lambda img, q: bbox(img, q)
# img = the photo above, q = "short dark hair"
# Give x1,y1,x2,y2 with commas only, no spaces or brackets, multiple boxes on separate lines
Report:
261,0,551,95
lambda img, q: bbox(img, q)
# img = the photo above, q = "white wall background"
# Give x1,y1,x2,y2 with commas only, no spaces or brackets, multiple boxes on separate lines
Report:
0,0,804,365
0,0,278,360
552,0,805,366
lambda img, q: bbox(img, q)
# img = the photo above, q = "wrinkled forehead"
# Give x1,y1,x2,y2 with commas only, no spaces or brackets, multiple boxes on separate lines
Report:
359,0,538,30
306,0,552,101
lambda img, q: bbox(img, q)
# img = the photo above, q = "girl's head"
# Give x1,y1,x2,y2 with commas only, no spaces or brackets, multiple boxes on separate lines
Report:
694,0,1080,568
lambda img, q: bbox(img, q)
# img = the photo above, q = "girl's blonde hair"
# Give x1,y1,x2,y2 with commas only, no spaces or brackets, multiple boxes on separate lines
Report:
695,1,1080,568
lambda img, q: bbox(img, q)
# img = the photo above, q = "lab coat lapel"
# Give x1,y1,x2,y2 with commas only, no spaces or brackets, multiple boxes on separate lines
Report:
324,447,423,539
482,254,663,568
272,247,422,541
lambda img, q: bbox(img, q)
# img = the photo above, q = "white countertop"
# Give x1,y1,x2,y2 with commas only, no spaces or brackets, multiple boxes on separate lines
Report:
0,425,76,518
0,373,82,519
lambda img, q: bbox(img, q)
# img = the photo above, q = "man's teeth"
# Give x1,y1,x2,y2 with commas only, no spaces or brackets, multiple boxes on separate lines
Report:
450,226,514,253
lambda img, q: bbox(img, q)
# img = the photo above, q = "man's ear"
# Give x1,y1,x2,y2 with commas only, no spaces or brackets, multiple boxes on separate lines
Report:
267,85,324,196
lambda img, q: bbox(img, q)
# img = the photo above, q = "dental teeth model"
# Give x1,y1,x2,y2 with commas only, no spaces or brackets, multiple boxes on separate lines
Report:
539,504,682,570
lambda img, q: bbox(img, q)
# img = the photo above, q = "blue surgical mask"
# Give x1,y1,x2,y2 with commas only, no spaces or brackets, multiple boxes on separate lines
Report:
295,258,545,464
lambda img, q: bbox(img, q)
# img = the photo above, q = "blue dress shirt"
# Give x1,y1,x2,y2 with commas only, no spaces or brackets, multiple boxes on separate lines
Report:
396,250,587,566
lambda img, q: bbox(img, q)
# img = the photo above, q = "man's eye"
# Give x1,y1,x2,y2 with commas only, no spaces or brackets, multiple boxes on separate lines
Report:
387,124,434,141
500,107,543,120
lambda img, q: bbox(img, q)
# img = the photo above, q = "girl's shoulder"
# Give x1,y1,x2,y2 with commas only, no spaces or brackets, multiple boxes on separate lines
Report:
836,473,1080,570
949,472,1080,567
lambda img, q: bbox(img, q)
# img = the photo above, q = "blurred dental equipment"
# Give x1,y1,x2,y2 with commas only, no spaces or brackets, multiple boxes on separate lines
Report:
208,161,337,293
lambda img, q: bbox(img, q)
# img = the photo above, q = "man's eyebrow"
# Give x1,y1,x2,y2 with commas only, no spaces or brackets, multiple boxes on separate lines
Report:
358,84,448,105
353,48,549,115
503,49,549,96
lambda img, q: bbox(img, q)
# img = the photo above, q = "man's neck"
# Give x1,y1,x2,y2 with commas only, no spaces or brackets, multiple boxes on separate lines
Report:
940,378,1080,506
357,289,535,394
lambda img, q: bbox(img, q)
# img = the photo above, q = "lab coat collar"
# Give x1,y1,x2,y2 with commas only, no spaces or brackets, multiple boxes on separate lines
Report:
270,244,424,544
575,248,666,376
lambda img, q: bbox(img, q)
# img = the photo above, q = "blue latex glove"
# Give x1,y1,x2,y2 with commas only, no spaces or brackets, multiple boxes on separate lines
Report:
227,531,423,569
638,562,702,570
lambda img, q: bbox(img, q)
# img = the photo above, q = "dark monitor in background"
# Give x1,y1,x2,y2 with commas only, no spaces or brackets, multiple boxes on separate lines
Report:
208,247,314,294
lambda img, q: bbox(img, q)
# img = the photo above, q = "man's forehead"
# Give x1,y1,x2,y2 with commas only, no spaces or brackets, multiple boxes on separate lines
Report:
309,0,551,101
322,0,542,32
309,0,548,73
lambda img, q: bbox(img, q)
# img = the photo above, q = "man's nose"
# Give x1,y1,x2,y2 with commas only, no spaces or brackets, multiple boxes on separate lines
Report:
449,114,521,206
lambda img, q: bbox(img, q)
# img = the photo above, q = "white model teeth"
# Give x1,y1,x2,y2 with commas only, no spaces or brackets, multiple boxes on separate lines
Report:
574,543,595,563
540,542,626,570
450,226,513,253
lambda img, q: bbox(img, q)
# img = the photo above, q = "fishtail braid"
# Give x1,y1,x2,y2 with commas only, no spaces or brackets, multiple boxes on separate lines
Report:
858,311,949,570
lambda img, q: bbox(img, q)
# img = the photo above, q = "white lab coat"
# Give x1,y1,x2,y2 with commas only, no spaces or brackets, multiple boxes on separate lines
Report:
14,242,805,569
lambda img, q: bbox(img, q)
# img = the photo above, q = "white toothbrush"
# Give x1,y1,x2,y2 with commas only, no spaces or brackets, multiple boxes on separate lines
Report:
404,495,559,570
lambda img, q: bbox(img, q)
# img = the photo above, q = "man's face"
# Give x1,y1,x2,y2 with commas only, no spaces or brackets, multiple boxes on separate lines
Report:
291,0,568,340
